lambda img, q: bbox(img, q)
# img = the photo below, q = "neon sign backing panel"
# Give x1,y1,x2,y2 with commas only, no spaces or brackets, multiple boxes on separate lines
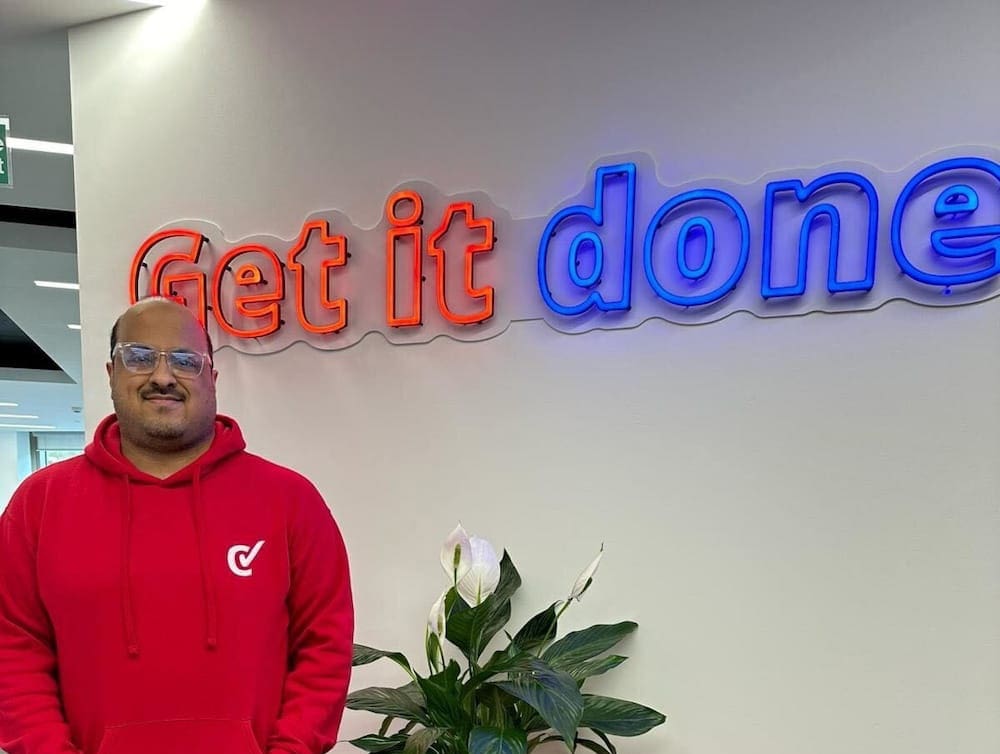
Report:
129,147,1000,353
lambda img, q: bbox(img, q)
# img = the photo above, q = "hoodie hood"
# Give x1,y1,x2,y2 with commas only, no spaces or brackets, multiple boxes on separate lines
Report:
84,414,247,658
85,414,247,485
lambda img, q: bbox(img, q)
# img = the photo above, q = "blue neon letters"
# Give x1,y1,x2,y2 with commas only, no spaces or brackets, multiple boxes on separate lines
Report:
537,163,636,315
643,189,750,307
761,173,878,299
892,157,1000,287
538,155,1000,315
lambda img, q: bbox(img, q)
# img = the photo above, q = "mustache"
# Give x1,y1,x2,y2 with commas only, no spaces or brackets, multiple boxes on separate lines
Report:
141,388,184,400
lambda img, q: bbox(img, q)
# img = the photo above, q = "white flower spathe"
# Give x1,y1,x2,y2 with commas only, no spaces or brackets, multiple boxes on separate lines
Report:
569,544,604,601
427,589,448,639
456,536,501,606
440,523,472,585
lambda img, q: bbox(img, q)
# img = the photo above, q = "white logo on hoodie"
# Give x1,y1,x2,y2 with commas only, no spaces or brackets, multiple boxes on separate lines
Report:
227,540,265,577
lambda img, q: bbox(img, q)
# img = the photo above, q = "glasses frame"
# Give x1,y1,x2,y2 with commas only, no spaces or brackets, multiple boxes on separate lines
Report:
112,342,213,378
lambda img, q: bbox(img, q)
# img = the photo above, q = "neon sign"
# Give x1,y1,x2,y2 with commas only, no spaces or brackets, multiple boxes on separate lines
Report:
129,148,1000,352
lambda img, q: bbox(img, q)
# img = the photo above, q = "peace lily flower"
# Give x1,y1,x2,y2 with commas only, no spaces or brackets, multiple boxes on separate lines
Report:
348,532,667,754
425,589,448,671
427,589,448,639
440,523,472,585
569,544,604,601
456,535,501,606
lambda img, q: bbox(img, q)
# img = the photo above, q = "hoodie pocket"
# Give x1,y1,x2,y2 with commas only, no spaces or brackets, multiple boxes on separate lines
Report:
96,718,264,754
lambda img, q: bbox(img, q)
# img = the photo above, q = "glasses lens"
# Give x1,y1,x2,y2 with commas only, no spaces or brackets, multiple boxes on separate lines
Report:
119,345,205,376
167,350,204,376
121,345,158,372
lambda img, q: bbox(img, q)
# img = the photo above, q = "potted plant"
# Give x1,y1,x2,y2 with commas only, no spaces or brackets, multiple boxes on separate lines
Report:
346,525,665,753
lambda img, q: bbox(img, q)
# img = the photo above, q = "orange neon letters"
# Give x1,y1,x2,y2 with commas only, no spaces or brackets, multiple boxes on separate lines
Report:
212,245,284,338
129,193,497,342
130,229,210,327
286,220,349,334
427,202,495,325
385,191,424,327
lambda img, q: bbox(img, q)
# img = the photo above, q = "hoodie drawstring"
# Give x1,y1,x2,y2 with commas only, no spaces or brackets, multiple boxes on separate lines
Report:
120,470,220,657
121,476,140,659
190,469,219,651
98,416,243,660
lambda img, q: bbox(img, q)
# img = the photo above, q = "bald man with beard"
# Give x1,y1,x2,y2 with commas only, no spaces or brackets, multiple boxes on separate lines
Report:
0,298,354,754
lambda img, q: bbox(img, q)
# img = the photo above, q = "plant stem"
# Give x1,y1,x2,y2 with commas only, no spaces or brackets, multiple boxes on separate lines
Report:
556,599,572,621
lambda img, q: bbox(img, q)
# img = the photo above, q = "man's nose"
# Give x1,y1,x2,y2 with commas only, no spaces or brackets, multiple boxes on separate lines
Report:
148,353,177,387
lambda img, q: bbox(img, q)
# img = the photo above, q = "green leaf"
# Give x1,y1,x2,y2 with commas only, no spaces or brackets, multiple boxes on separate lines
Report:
521,711,547,733
568,655,628,683
403,727,444,754
591,729,618,754
493,659,583,752
541,622,636,672
447,552,522,662
511,603,559,654
466,649,535,697
573,738,613,754
416,660,469,729
348,733,408,752
491,552,523,603
353,644,415,675
534,736,612,754
346,683,429,724
469,726,528,754
482,645,529,673
580,694,666,737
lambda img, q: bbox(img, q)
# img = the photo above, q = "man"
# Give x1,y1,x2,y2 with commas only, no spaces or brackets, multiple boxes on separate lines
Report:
0,298,354,754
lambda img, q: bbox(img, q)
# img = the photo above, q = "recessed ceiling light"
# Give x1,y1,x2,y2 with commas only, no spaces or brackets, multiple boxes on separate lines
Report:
6,137,74,156
0,424,56,430
68,324,82,330
34,280,80,290
0,414,39,420
0,402,17,408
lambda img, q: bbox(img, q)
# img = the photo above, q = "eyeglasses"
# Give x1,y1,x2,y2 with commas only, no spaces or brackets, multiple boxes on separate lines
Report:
113,342,212,377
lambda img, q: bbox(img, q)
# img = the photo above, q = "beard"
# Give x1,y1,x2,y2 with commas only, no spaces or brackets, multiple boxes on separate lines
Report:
141,416,186,440
111,388,216,452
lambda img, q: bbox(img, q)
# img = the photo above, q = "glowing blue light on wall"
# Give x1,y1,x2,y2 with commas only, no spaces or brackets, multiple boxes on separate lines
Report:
537,163,636,316
892,157,1000,286
761,173,878,299
568,231,604,288
934,184,979,217
642,189,750,307
676,218,715,280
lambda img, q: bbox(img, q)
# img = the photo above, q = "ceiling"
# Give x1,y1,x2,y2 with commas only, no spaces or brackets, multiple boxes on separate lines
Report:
0,2,157,431
0,229,83,431
0,1,153,42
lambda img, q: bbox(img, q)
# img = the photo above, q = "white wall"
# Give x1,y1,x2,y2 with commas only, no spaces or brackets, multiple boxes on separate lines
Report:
69,2,1000,753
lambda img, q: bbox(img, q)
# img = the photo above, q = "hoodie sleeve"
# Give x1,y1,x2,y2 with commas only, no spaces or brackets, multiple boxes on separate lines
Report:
267,480,354,754
0,484,82,754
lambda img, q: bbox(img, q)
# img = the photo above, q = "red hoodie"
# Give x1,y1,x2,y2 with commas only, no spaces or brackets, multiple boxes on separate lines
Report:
0,415,354,754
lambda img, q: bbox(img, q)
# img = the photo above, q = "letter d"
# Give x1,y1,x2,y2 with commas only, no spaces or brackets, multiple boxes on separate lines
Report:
537,163,636,316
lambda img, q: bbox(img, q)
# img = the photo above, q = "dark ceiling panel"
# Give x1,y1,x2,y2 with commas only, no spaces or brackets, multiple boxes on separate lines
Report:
0,205,76,229
0,307,63,371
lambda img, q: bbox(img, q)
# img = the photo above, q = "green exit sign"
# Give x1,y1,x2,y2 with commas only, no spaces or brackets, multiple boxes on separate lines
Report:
0,116,11,188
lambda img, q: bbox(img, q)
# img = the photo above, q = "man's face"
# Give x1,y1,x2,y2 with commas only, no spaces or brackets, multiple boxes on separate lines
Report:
106,302,218,453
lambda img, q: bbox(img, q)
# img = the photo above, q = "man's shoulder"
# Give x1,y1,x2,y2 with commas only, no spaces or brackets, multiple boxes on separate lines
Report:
3,454,89,519
230,452,339,525
233,451,321,493
15,454,88,492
